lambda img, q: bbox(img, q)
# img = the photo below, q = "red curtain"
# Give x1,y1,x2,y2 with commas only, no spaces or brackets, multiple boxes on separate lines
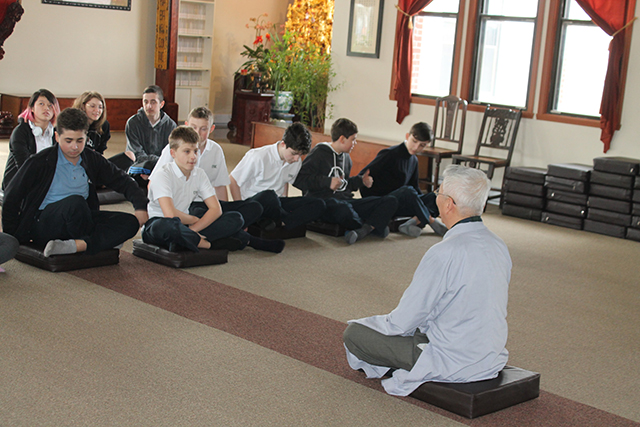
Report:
574,0,634,152
393,0,433,124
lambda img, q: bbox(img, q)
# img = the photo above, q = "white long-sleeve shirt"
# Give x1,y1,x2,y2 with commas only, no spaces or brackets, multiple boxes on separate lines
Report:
346,221,511,396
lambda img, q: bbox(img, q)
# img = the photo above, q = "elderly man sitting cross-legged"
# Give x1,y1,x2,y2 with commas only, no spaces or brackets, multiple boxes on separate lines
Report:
343,165,512,396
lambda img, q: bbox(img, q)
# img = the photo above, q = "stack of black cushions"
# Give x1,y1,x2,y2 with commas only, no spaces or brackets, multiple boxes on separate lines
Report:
542,164,592,230
500,166,547,221
584,157,639,239
629,174,640,241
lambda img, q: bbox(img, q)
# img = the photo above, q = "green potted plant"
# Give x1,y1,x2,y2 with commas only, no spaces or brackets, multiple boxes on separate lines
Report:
265,30,338,130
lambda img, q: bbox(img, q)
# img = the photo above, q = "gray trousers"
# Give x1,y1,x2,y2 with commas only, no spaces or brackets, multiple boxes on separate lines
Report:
343,323,429,371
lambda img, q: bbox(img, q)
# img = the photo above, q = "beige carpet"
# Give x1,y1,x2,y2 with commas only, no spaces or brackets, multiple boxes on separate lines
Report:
0,131,638,425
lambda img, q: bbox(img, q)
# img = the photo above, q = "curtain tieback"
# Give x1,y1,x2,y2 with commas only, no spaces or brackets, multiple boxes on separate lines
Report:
395,4,414,29
612,16,637,38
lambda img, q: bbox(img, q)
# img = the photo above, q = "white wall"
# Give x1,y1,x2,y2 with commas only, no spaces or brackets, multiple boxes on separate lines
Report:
0,0,157,97
210,0,290,118
329,0,640,171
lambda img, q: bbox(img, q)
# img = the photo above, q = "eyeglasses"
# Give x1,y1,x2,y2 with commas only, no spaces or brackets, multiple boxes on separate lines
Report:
435,187,456,205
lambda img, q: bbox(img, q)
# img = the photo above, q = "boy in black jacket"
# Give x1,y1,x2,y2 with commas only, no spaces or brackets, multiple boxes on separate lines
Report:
293,118,397,244
2,108,148,257
358,122,447,237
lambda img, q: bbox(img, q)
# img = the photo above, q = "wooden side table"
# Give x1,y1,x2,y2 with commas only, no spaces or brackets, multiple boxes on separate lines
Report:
229,91,273,146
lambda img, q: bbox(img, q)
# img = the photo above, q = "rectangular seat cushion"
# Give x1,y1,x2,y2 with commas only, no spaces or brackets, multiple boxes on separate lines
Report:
587,196,631,214
410,366,540,419
15,245,119,272
502,179,545,197
586,208,631,227
502,192,545,209
545,176,588,194
247,224,306,239
541,211,583,230
547,163,592,181
589,184,632,201
501,204,542,221
583,219,626,239
589,171,634,189
97,188,127,205
626,227,640,242
545,200,587,218
132,239,228,268
593,156,640,176
306,220,347,237
546,188,588,205
504,166,547,184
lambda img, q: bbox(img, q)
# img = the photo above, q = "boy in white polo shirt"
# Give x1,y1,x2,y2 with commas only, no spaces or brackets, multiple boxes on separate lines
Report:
229,122,325,230
150,107,264,230
143,126,284,253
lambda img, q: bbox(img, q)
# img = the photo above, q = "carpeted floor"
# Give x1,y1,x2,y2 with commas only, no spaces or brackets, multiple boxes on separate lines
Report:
0,131,639,426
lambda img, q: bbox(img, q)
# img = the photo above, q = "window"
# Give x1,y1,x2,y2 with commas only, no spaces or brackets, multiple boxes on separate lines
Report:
398,0,633,126
411,0,461,98
548,0,611,117
470,0,539,108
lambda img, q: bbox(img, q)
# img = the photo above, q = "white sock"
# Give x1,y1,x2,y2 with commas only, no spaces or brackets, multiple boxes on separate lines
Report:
43,239,78,257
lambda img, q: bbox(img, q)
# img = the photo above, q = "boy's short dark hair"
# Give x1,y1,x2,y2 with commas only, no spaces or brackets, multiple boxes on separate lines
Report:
169,126,199,150
331,118,358,142
56,108,89,134
410,122,434,142
283,122,312,154
143,85,164,102
188,106,214,124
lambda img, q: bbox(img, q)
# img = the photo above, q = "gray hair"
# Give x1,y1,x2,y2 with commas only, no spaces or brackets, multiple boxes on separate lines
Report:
441,165,491,216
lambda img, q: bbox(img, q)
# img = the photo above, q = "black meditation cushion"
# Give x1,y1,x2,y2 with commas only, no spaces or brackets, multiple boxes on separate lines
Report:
132,239,228,268
410,365,540,419
15,244,119,272
306,220,347,237
247,224,306,240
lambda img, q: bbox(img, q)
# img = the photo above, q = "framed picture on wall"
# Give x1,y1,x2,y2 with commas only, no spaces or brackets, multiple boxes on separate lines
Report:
347,0,384,58
42,0,131,11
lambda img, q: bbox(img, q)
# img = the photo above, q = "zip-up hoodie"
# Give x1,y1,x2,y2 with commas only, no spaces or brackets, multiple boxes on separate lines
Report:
293,142,364,200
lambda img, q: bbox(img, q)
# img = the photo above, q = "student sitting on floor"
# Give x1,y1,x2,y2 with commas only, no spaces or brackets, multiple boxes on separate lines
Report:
143,126,284,253
2,108,148,257
293,118,398,245
343,165,511,396
149,106,264,232
358,122,447,237
229,122,326,231
2,88,59,191
125,85,177,183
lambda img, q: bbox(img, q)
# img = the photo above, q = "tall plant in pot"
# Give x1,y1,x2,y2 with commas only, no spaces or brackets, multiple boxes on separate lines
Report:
265,30,338,130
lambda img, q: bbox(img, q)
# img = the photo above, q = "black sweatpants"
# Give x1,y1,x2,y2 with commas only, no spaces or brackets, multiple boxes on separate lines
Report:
33,195,139,255
321,195,398,233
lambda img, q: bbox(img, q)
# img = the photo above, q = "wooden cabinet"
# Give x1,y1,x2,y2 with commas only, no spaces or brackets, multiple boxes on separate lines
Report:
230,91,274,146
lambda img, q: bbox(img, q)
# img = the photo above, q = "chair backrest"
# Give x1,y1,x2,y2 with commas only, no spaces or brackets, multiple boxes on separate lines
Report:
474,106,522,163
430,95,468,153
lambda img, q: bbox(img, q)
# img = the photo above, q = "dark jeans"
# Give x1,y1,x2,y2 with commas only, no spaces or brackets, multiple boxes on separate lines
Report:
321,196,398,233
389,186,439,226
252,189,326,230
190,199,264,228
33,195,140,255
142,211,245,252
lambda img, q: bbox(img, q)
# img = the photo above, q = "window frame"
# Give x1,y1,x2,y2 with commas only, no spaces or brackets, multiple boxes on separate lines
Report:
391,0,634,127
390,0,468,107
460,0,545,118
409,3,464,102
536,0,628,127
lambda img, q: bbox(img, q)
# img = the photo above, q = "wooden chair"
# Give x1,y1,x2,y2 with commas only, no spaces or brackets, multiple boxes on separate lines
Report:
452,106,522,199
417,95,468,192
